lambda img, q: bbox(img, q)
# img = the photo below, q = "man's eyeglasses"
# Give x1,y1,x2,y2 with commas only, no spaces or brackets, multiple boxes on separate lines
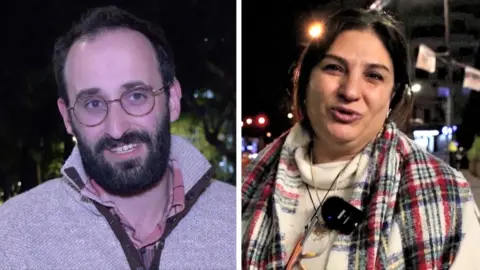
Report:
68,83,169,127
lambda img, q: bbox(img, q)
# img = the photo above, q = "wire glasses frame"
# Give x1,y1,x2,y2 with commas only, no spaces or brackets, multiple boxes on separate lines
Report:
68,82,170,127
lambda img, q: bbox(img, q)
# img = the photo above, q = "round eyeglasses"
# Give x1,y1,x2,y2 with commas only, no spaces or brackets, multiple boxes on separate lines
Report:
68,84,168,127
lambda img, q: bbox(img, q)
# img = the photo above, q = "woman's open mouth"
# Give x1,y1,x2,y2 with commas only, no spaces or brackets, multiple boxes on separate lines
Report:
330,107,362,123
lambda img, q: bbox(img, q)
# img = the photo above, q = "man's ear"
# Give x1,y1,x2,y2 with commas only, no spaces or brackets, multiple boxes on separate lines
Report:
168,78,182,122
57,98,73,135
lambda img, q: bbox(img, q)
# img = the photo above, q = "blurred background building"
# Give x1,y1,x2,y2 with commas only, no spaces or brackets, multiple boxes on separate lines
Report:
386,0,480,161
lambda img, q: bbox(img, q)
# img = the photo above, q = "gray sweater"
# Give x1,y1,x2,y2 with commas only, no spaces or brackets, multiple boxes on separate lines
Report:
0,136,236,269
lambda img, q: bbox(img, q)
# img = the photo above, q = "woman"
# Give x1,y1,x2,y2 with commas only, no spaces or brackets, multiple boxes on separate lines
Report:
242,8,480,270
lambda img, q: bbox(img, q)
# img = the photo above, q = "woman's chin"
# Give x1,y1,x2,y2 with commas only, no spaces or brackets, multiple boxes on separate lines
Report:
325,124,361,143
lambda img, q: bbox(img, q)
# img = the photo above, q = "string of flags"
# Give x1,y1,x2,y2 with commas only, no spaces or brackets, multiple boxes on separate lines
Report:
415,43,480,92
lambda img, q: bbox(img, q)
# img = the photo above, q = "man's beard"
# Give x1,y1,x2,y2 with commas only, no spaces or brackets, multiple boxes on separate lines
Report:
72,114,171,196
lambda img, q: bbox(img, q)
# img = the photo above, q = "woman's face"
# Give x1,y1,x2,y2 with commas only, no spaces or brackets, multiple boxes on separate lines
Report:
306,29,395,149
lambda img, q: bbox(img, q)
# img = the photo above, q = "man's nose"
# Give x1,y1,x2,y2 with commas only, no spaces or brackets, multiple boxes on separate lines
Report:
103,102,131,139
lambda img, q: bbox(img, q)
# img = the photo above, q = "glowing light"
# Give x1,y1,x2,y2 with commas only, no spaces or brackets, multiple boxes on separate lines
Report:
413,130,439,137
411,83,421,93
308,23,323,38
258,117,266,125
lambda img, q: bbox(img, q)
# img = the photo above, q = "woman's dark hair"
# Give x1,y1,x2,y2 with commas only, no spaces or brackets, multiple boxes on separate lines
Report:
292,8,413,135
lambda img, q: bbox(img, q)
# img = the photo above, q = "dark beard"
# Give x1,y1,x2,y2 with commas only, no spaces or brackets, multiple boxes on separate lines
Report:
72,114,171,196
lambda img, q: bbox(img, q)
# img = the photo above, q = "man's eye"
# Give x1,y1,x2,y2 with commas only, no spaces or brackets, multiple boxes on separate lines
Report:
82,99,105,109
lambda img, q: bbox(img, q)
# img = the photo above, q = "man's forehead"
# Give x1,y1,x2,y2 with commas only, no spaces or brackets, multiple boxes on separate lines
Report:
64,28,161,98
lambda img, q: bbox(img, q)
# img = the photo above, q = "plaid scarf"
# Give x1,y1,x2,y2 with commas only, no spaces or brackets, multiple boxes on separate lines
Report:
242,122,472,269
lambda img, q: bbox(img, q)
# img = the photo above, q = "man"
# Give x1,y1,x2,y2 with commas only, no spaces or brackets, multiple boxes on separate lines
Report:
0,6,236,269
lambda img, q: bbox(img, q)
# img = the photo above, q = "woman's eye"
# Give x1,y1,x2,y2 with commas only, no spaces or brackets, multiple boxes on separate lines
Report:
366,72,384,81
323,64,343,72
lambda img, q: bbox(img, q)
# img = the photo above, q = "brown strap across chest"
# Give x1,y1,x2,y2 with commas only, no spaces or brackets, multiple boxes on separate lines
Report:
64,166,212,270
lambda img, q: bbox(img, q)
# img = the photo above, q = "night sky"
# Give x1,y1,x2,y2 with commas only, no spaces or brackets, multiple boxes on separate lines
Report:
242,0,312,136
3,0,235,65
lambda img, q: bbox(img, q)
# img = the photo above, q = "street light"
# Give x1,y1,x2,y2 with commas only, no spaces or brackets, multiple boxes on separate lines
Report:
308,22,323,39
411,83,421,93
258,117,266,125
287,113,293,119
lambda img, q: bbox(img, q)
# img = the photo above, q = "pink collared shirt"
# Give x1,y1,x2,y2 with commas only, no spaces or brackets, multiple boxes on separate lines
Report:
81,160,185,266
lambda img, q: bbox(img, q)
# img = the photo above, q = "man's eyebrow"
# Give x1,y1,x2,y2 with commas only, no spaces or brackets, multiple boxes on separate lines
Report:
75,81,150,101
122,80,149,90
75,88,101,101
